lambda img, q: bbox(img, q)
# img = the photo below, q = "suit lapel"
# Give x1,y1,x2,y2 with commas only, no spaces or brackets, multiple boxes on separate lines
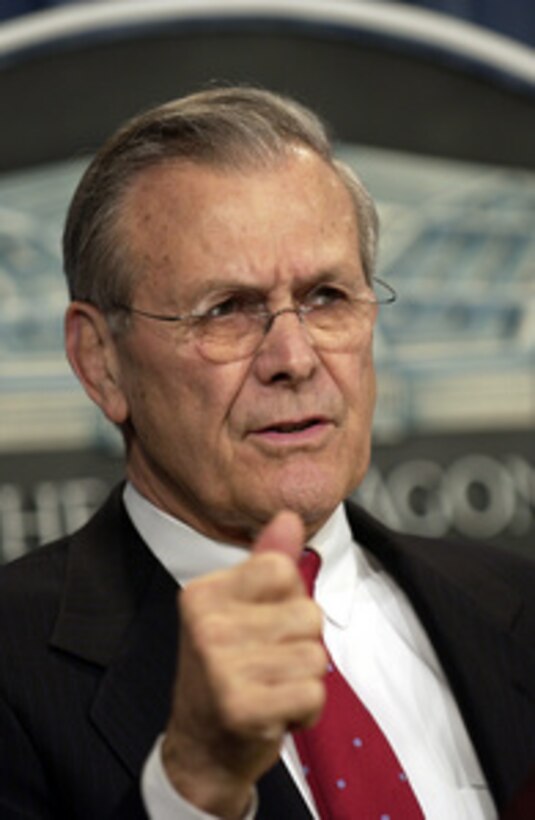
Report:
50,485,179,776
90,562,178,776
257,762,313,819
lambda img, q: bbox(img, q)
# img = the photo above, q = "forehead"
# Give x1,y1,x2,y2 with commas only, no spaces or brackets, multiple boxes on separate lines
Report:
119,148,362,299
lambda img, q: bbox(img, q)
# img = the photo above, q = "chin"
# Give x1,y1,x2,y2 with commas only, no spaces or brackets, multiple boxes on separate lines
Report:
227,450,370,536
263,460,353,524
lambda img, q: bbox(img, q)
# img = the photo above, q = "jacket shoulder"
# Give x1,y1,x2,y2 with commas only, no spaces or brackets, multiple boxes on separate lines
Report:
344,499,535,644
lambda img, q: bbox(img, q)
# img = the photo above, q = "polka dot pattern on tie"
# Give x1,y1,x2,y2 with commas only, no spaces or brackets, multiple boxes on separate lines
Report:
293,549,424,820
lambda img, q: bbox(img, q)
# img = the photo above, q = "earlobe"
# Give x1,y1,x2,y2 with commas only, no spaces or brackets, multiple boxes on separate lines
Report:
65,302,129,424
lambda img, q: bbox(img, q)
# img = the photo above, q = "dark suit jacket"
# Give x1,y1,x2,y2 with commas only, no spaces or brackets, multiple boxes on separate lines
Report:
0,485,533,818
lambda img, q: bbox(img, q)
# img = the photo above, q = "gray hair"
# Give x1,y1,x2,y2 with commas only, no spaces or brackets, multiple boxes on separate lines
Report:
63,86,379,309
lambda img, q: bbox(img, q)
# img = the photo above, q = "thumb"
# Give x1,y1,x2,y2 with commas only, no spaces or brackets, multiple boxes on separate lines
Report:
252,510,305,566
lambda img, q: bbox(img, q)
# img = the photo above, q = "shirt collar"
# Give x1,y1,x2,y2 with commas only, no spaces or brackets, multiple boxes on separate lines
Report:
123,482,250,584
123,482,366,627
308,502,372,628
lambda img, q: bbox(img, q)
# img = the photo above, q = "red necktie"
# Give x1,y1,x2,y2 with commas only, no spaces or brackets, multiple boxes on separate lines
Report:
294,549,424,820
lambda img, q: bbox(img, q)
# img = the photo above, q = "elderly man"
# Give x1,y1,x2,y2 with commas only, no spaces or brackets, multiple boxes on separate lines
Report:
0,87,532,820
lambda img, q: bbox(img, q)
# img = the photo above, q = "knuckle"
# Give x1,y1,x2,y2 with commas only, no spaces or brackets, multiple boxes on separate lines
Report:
180,579,236,650
302,678,327,716
286,598,324,639
297,596,322,623
181,591,229,647
288,640,327,678
303,641,328,672
189,611,232,651
310,602,325,634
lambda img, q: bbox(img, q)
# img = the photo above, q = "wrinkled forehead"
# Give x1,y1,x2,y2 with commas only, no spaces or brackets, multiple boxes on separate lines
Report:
117,150,362,302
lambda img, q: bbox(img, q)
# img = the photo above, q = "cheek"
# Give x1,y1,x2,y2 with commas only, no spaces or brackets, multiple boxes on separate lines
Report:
335,344,376,423
361,351,377,415
341,350,376,487
141,353,249,450
117,342,183,437
180,358,248,422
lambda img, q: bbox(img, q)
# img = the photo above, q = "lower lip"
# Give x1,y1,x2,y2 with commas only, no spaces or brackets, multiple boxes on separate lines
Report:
250,421,332,447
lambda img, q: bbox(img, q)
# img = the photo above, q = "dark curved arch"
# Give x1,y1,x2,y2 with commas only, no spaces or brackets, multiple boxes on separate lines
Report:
0,1,533,171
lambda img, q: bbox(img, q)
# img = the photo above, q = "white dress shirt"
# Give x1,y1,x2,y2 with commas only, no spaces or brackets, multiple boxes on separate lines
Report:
123,483,496,820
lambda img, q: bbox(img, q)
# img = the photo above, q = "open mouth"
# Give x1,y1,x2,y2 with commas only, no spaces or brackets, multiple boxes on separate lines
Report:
256,417,327,436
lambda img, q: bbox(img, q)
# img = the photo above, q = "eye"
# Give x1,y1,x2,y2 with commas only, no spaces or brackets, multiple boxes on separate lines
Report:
199,291,263,321
204,296,242,319
304,284,350,308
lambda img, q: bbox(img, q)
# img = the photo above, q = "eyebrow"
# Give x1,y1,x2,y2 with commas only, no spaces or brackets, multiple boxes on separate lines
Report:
186,267,363,303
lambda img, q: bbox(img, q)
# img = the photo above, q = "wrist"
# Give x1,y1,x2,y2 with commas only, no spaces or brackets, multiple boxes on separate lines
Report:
161,731,254,820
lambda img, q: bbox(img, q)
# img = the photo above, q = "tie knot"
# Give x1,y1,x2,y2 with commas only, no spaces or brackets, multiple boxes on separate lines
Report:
298,548,321,596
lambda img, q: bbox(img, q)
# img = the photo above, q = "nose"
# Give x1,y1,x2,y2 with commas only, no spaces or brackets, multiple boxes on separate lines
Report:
252,307,319,385
263,306,305,334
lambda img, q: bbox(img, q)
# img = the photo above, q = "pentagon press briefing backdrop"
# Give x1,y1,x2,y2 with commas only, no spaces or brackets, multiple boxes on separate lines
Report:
0,1,534,562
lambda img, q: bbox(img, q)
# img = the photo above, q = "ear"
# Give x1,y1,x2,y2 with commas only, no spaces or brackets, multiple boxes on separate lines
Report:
65,301,129,425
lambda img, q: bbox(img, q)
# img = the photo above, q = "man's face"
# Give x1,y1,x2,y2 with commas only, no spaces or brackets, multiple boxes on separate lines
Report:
111,148,377,542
